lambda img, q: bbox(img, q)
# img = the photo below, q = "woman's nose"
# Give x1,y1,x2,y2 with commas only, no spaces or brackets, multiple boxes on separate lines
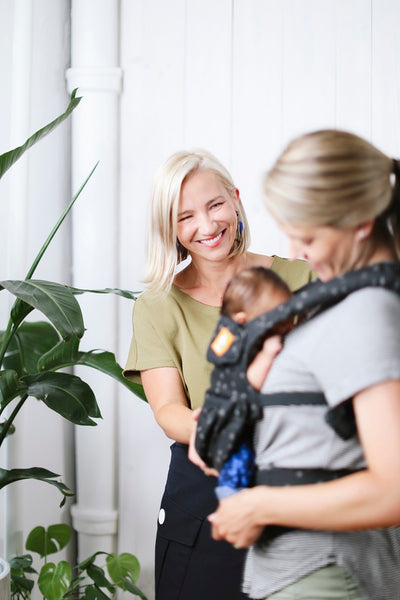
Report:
288,239,305,260
197,212,216,234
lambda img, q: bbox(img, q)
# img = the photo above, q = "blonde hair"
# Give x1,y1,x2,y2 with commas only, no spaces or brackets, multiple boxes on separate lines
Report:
263,130,400,256
144,149,250,293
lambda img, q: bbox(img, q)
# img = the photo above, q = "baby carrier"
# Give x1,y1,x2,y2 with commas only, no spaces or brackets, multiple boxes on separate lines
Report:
195,262,400,492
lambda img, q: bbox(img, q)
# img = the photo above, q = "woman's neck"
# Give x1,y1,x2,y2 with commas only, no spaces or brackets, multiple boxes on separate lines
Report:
174,257,245,305
174,252,274,306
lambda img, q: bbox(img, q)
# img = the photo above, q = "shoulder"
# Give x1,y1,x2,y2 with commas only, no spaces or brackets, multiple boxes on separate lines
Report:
271,256,314,291
333,286,400,323
132,287,183,329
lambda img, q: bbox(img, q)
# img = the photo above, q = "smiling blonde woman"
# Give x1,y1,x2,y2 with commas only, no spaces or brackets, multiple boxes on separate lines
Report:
124,148,313,600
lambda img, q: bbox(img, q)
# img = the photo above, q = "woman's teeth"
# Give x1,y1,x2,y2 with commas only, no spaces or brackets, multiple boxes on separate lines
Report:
199,232,223,246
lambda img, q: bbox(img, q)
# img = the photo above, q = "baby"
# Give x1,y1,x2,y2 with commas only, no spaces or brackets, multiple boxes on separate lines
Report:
215,266,293,498
221,266,293,390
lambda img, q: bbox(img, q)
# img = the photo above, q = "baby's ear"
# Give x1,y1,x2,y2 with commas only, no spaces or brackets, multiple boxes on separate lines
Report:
232,311,247,324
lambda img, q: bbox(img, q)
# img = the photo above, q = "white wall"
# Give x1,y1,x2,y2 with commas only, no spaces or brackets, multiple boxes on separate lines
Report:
1,2,400,599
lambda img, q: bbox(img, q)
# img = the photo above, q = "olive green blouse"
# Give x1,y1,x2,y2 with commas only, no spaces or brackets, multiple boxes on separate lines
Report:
123,256,313,409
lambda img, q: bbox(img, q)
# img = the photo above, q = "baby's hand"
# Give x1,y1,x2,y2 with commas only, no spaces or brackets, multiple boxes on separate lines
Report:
261,335,283,359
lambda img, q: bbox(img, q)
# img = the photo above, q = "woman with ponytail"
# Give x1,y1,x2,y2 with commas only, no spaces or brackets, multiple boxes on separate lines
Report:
209,131,400,600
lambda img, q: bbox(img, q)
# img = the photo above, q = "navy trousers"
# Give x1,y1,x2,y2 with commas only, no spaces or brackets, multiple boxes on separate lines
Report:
155,442,249,600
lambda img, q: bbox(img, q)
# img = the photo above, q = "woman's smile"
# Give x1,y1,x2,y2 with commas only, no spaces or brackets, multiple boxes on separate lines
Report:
198,230,225,247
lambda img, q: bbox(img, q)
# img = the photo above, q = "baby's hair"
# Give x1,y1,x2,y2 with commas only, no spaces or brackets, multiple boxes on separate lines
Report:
221,266,291,318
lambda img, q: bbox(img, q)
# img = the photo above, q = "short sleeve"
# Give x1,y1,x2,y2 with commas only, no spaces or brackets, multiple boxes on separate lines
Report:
271,256,315,291
308,288,400,406
123,294,175,382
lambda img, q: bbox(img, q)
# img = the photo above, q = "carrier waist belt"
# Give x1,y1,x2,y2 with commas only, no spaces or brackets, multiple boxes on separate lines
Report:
256,466,364,547
256,466,361,486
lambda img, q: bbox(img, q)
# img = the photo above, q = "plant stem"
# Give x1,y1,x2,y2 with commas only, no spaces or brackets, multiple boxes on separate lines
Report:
0,394,28,445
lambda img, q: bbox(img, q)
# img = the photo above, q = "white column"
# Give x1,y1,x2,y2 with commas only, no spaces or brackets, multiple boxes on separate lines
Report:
66,0,122,558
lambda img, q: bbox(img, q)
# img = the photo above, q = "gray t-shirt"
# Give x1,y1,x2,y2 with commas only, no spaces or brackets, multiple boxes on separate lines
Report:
243,288,400,600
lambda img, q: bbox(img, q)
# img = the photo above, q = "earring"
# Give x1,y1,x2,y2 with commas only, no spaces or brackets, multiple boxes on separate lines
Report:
236,211,244,235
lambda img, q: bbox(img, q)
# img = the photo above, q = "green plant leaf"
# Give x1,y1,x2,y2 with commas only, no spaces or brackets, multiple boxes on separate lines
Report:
71,286,140,301
10,299,34,326
121,580,148,600
106,553,140,587
0,280,84,340
26,524,71,558
37,335,80,372
77,552,108,573
9,554,35,573
38,561,72,600
76,350,147,401
87,564,115,591
0,369,26,408
0,467,72,497
23,372,101,425
1,322,60,376
83,584,111,600
0,89,81,180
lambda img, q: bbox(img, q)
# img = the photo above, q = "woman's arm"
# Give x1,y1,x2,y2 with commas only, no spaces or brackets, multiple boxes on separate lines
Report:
209,379,400,548
143,367,219,474
141,367,193,443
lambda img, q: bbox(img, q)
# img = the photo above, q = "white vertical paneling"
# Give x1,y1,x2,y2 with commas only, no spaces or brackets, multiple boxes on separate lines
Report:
118,2,187,596
335,0,372,138
119,0,186,292
184,0,233,164
371,0,400,155
232,0,287,256
282,0,337,142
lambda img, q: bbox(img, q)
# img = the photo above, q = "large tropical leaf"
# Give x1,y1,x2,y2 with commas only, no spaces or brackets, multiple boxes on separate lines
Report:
37,335,80,372
0,467,72,496
23,372,101,425
38,561,72,600
0,89,81,180
26,524,71,558
1,322,60,376
76,350,147,401
0,280,84,340
36,345,147,401
107,553,147,599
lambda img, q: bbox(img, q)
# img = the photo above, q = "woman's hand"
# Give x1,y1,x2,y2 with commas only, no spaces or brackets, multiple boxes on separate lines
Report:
208,487,266,548
188,408,219,477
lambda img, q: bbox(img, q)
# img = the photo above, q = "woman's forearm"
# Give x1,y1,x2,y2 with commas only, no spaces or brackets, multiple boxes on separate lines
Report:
253,469,400,531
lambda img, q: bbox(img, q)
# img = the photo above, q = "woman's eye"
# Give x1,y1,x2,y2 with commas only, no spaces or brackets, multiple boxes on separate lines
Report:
211,201,223,210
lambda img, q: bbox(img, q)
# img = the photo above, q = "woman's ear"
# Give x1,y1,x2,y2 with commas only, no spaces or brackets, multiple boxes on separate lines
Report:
355,220,374,242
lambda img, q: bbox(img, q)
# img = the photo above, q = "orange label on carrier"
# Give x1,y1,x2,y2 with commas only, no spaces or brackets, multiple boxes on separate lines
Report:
211,326,235,356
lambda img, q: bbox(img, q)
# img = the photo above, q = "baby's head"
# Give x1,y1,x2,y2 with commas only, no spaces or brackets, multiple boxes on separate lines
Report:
221,266,292,324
